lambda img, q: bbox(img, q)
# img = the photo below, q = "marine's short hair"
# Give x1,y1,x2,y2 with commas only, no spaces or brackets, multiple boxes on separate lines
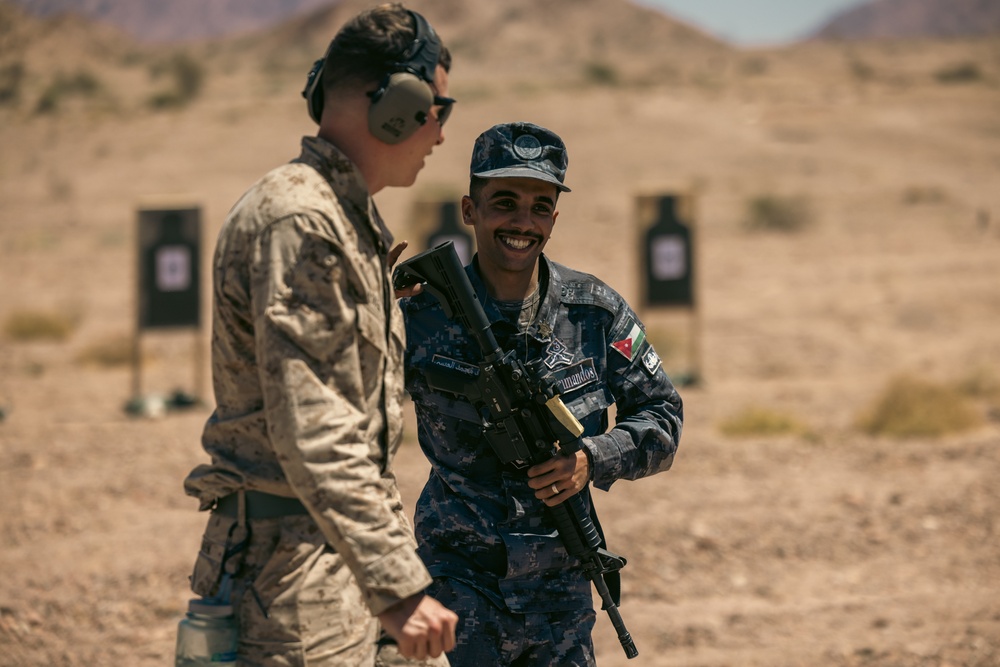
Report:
321,3,452,96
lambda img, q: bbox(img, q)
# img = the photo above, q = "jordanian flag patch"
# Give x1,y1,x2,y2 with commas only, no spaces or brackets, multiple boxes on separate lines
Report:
611,319,646,361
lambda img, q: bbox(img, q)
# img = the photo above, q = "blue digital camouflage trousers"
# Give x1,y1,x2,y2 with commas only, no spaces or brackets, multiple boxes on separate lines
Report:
427,577,596,666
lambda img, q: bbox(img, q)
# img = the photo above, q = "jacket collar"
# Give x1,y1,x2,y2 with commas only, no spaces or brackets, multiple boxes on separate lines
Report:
296,135,393,252
468,254,563,343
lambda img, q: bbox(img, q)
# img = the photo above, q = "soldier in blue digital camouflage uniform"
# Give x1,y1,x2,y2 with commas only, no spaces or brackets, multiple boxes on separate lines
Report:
399,122,684,665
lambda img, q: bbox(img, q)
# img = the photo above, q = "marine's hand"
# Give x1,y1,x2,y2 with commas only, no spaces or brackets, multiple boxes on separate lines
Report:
527,448,589,506
377,593,458,660
388,240,408,268
389,240,423,298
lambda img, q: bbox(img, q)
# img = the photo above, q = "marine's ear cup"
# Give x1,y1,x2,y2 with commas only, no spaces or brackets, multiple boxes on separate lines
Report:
367,72,434,144
302,58,325,124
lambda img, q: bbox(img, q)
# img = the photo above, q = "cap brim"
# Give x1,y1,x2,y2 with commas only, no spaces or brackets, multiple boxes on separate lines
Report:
472,167,571,192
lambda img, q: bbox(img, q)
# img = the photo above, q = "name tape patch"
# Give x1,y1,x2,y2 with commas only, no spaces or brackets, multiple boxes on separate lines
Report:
546,358,598,395
431,354,479,377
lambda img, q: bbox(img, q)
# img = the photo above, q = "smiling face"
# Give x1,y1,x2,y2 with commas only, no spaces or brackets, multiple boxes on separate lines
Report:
462,176,560,300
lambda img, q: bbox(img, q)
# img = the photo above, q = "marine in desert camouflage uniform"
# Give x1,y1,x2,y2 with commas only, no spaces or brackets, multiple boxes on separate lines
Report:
183,5,457,665
399,122,684,666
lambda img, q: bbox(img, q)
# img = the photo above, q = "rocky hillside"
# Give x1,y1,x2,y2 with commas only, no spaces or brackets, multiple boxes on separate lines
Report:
4,0,338,42
0,0,733,117
3,0,996,124
243,0,731,85
813,0,1000,40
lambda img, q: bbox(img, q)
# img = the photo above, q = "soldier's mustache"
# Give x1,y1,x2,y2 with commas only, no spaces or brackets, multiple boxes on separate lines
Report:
496,230,543,242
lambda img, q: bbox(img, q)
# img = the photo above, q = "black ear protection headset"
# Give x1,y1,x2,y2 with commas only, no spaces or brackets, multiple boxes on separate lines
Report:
301,9,452,144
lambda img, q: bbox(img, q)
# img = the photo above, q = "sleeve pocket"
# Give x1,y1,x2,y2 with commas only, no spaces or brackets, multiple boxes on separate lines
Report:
565,386,612,433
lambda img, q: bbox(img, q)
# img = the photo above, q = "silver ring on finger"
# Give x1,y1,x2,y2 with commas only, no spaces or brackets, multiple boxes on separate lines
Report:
551,483,559,495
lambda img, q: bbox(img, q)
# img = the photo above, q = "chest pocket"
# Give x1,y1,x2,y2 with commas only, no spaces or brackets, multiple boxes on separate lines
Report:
420,383,481,424
355,298,388,401
356,300,387,353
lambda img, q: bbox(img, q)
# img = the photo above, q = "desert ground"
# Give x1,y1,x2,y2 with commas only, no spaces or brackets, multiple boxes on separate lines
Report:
1,8,999,666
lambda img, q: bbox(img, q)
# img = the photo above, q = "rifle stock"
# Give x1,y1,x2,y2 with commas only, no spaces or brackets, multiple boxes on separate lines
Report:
394,239,500,360
395,241,639,659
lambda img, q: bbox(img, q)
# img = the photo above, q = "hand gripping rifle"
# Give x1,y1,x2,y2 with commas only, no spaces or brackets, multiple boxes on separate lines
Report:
394,241,638,659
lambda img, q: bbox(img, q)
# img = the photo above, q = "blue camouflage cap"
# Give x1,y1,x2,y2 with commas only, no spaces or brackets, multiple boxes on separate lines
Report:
470,122,571,192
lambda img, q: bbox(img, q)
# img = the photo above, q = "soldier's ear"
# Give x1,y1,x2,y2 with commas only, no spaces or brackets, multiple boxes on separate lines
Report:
460,196,475,227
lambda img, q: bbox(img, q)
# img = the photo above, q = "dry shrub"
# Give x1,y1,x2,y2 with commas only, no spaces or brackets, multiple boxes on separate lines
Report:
901,184,949,205
34,69,107,114
849,59,875,82
3,309,77,342
0,61,25,105
75,333,136,367
743,194,813,233
934,62,982,84
856,375,982,438
955,366,1000,400
740,56,768,76
583,60,619,86
719,405,808,438
148,53,205,109
955,367,1000,419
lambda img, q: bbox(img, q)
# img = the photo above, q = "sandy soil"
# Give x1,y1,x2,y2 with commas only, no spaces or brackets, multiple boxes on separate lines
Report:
1,20,999,667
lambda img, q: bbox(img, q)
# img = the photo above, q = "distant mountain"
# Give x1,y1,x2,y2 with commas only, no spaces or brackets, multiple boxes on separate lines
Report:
245,0,731,84
0,0,731,117
5,0,340,42
812,0,1000,40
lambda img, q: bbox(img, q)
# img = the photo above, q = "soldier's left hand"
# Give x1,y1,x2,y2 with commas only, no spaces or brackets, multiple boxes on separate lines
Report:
527,448,589,506
389,240,423,298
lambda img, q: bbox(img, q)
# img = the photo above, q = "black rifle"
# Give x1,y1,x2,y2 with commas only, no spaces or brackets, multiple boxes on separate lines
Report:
394,241,638,659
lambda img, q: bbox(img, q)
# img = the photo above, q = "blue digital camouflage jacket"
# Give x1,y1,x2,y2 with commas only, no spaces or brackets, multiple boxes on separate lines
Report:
401,254,683,614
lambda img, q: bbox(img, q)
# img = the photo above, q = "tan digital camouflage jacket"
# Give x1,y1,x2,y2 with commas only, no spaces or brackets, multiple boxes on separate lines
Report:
184,136,431,614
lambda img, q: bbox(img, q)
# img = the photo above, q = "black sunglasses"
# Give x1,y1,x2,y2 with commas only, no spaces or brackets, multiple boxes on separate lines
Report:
432,95,455,126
